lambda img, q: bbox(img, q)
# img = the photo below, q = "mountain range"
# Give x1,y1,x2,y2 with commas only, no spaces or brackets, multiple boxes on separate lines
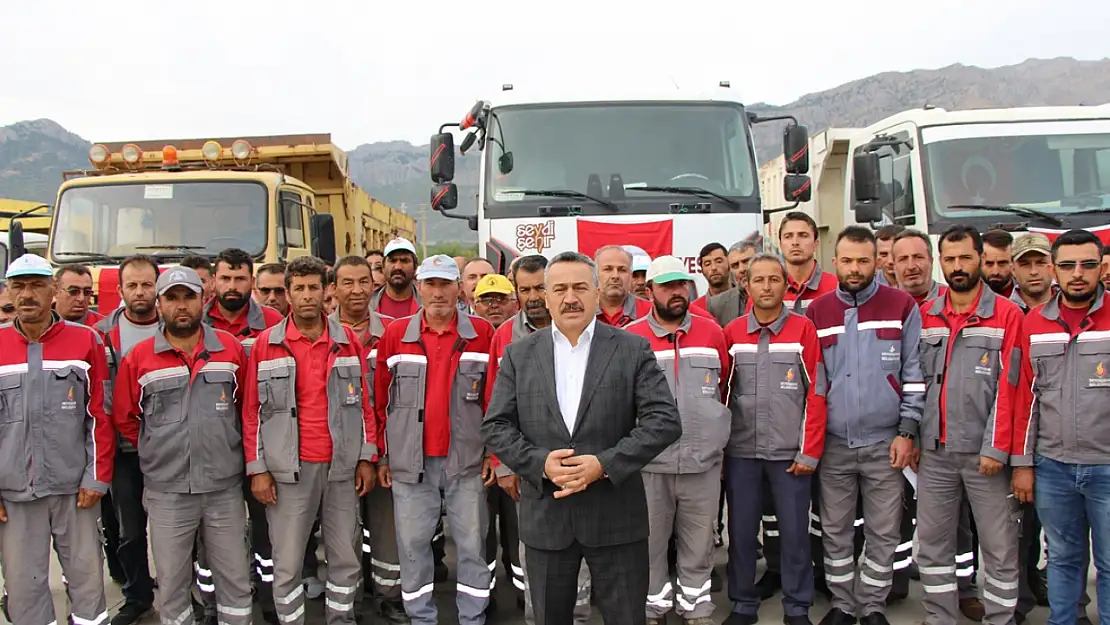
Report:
3,56,1109,242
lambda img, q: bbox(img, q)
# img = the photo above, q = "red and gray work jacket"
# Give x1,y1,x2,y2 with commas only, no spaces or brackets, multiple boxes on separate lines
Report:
0,316,115,500
919,286,1023,462
242,316,378,483
723,305,827,467
113,327,248,494
1013,289,1110,466
374,311,494,484
625,312,731,474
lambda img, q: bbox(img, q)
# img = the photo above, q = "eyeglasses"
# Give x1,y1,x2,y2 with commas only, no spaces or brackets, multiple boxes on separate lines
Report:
64,287,96,297
477,295,510,305
1056,260,1102,272
0,305,13,314
258,287,286,296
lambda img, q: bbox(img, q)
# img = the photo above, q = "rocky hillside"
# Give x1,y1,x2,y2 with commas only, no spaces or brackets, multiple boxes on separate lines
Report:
3,57,1109,242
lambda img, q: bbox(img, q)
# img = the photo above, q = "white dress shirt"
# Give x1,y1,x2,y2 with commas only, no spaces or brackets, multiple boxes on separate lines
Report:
552,318,596,434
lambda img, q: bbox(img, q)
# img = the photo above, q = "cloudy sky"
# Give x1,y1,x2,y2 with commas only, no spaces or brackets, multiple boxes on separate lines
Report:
2,0,1107,149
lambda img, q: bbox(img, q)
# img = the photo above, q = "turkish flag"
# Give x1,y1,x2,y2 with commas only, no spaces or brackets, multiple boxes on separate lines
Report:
1029,225,1110,249
576,218,673,259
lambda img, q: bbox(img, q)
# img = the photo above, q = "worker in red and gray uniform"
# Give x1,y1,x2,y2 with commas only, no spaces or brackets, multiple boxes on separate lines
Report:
722,252,827,625
889,229,982,613
375,254,496,625
0,254,115,625
805,226,924,625
97,254,163,625
1011,229,1110,625
759,213,840,600
625,256,731,625
242,256,379,625
112,267,253,625
595,245,653,327
916,226,1023,625
328,255,408,624
487,255,594,625
203,248,285,620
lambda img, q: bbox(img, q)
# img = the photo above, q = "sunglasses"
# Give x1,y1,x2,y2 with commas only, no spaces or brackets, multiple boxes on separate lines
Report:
1,305,13,314
64,287,96,297
258,287,286,296
1056,260,1102,272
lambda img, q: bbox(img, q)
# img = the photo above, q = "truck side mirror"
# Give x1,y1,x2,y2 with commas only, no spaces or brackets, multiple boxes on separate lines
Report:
430,133,455,183
853,152,882,202
8,221,25,262
784,174,812,203
783,125,810,174
431,183,459,211
310,213,336,264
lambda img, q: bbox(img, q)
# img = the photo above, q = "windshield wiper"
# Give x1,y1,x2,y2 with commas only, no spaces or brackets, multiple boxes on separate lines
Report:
517,189,617,211
947,204,1063,227
134,245,207,253
54,251,116,262
1058,207,1110,218
626,185,741,209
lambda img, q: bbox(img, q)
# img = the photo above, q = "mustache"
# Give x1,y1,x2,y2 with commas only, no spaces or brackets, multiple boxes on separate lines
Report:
949,271,970,281
561,303,585,313
667,296,688,306
524,300,546,310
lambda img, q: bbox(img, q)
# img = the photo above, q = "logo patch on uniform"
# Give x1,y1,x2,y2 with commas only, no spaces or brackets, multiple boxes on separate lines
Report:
465,378,481,402
215,389,230,412
345,382,359,405
1089,361,1110,388
974,352,993,376
881,344,900,363
701,368,717,396
61,386,77,411
780,367,799,391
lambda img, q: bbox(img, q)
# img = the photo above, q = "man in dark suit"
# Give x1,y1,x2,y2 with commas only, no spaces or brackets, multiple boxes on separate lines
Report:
483,250,683,625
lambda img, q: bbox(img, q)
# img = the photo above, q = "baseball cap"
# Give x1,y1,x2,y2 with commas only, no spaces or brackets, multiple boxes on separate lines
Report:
416,254,460,281
632,255,651,273
384,237,417,258
474,274,513,298
5,254,53,278
646,256,691,284
156,266,204,296
1012,233,1052,261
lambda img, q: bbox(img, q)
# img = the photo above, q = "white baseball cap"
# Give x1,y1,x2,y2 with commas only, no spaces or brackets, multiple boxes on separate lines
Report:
416,254,460,281
632,255,651,273
384,237,417,258
646,256,690,284
156,266,204,296
5,254,53,279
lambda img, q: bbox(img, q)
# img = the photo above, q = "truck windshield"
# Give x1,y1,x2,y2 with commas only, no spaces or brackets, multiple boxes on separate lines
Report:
922,119,1110,229
51,181,268,261
485,102,757,217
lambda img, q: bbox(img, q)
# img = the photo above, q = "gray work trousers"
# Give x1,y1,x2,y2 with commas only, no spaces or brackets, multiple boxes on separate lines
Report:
144,486,252,625
0,495,107,625
643,468,719,619
361,484,402,600
917,449,1020,625
819,437,904,617
267,462,362,625
392,456,489,625
519,529,592,625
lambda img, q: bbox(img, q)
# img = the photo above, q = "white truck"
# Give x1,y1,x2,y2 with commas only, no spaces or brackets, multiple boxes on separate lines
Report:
847,105,1110,260
428,83,812,292
760,104,1110,281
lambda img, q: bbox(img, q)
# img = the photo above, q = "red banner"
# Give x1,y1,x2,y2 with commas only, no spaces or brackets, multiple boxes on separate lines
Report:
576,219,673,259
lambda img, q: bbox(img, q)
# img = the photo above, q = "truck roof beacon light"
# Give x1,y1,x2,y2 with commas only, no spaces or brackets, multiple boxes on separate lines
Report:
162,145,180,168
719,81,730,88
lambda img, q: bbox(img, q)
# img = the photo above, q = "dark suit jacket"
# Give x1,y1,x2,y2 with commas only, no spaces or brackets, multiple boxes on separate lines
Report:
482,322,682,550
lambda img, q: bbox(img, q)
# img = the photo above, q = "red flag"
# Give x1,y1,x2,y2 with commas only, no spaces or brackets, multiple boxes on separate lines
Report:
576,219,673,259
